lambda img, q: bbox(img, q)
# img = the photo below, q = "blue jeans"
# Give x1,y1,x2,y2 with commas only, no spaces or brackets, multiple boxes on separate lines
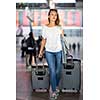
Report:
45,51,62,92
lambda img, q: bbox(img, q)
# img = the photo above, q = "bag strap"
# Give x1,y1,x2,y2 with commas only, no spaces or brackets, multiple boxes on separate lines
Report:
61,36,73,64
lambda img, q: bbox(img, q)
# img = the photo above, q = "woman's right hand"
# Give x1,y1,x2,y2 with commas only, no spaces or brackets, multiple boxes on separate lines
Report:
38,38,46,58
38,51,43,58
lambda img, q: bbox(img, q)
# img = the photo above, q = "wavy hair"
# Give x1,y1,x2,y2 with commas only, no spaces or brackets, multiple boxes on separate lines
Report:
48,9,60,25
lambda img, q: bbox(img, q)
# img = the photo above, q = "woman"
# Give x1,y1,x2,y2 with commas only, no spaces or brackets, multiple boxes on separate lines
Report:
39,9,64,99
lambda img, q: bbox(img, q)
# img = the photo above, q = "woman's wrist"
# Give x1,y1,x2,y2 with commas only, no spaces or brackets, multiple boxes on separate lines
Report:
39,50,43,55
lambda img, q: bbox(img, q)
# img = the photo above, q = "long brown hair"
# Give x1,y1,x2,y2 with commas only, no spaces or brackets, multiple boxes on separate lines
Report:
48,9,60,25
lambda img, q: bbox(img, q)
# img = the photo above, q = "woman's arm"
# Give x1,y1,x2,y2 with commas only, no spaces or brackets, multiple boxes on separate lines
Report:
61,30,64,37
39,38,46,57
60,29,67,43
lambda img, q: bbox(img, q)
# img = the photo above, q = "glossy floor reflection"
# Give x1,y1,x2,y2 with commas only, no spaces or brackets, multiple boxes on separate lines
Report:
16,47,83,100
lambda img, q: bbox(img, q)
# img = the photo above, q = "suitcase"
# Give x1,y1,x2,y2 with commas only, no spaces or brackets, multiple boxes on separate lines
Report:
60,37,81,92
60,55,81,93
31,57,49,91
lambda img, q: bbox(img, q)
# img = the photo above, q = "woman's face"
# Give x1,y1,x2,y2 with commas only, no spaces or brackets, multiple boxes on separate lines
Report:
49,11,57,23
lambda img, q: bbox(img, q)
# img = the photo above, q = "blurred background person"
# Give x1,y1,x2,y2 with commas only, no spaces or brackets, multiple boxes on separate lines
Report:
16,24,23,37
72,43,76,52
26,32,36,69
21,37,27,58
36,36,43,55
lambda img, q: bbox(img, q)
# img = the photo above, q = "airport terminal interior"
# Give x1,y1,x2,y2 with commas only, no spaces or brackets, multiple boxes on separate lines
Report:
16,0,83,100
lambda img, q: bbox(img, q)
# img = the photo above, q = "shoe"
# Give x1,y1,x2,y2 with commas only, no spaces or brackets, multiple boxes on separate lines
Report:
26,65,32,71
50,95,57,100
28,65,31,69
50,93,57,100
55,89,60,96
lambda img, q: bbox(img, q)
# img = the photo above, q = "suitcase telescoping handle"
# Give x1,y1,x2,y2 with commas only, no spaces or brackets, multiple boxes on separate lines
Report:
35,52,45,69
34,41,45,69
65,54,74,69
35,53,47,75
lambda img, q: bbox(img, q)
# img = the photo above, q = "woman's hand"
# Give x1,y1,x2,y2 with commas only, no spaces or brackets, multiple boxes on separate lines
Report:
38,51,43,58
39,38,46,58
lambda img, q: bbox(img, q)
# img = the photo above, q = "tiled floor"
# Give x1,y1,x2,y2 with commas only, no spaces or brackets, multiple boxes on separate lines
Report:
16,47,83,100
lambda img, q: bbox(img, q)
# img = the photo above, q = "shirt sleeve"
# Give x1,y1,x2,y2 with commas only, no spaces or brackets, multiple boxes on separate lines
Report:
42,26,47,39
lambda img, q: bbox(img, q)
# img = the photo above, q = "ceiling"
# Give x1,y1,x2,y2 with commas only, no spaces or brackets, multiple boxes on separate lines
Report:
16,0,83,9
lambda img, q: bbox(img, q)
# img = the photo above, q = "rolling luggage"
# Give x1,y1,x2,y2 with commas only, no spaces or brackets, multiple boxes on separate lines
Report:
31,57,49,91
60,36,81,92
60,55,81,92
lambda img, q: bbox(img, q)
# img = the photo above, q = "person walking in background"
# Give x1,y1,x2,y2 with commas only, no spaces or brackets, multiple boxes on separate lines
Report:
16,24,23,37
26,32,36,69
21,37,27,58
36,36,43,55
77,42,80,51
72,43,76,52
39,9,64,100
